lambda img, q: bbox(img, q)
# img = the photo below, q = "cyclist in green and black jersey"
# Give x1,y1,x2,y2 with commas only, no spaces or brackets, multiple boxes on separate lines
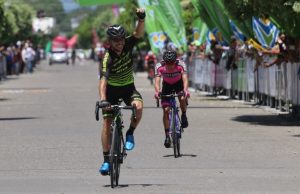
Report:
98,8,145,175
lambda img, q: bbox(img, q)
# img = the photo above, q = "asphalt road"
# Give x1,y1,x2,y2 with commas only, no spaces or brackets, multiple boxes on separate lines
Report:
1,60,300,194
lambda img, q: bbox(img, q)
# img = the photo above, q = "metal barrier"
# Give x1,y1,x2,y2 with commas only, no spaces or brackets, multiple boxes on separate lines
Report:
189,55,300,114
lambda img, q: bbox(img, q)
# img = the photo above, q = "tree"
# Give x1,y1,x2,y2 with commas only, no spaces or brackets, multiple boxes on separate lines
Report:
181,1,195,43
0,1,35,45
222,0,300,39
74,6,115,48
117,0,138,35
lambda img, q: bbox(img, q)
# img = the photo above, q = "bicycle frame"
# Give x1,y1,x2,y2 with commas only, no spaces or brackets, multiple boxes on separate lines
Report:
95,101,136,188
109,107,125,188
169,98,181,132
168,97,181,158
158,92,184,158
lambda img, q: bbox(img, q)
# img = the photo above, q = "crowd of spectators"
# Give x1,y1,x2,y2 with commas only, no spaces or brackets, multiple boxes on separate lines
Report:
185,32,300,72
0,40,43,81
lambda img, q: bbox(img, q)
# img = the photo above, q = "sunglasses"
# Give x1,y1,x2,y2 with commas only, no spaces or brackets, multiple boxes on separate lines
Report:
165,62,175,65
110,38,125,42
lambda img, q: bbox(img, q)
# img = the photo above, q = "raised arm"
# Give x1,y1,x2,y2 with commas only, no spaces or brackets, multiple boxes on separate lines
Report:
133,8,146,39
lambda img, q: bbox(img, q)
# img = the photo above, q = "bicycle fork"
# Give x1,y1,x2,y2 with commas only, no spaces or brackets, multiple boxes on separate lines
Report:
111,119,127,164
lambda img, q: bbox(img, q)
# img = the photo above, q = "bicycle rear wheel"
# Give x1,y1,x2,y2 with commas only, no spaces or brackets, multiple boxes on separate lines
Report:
110,125,121,188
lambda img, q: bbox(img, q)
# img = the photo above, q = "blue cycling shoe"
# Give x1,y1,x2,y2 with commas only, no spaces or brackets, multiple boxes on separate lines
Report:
125,135,135,151
99,162,110,176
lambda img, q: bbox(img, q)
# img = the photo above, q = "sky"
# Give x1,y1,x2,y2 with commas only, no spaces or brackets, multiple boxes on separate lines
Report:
59,0,80,13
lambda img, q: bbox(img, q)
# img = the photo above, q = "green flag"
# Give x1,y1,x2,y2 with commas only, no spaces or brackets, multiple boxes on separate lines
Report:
191,0,215,31
198,0,232,43
152,0,187,51
138,0,164,54
192,19,208,44
45,41,52,53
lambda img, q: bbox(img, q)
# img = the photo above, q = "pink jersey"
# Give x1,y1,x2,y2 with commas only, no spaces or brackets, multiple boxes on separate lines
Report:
155,59,187,85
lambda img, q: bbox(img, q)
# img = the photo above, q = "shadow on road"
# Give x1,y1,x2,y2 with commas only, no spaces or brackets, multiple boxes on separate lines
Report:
163,154,197,158
143,106,254,109
0,117,40,121
232,115,300,126
0,98,9,101
2,76,19,81
104,183,166,188
187,106,254,109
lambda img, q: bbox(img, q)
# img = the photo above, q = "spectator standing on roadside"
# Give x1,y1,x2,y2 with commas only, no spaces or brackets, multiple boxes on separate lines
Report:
21,43,35,73
71,48,76,65
6,46,14,75
225,36,238,70
13,45,22,75
206,39,223,65
0,45,6,80
95,43,105,63
264,32,289,68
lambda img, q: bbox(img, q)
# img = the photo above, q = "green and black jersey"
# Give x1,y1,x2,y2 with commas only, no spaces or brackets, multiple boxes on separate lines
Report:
99,36,139,86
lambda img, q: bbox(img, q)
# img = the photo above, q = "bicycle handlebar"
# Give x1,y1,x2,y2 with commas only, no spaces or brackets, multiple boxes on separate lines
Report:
95,101,137,121
159,92,184,98
156,92,188,108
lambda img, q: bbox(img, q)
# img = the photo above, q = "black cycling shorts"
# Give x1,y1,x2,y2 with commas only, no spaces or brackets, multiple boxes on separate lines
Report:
162,79,184,95
161,79,183,108
102,83,143,118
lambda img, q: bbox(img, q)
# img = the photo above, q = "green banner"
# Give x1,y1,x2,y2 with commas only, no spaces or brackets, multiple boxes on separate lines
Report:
198,0,232,43
45,41,52,53
191,0,215,31
153,0,187,51
192,19,208,44
76,0,126,6
138,0,163,54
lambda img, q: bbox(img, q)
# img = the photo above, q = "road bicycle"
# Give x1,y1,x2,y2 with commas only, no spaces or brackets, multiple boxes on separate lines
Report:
95,100,136,188
157,92,186,158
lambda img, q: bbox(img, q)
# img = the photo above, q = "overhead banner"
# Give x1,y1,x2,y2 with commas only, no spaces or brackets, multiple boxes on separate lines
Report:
252,16,280,48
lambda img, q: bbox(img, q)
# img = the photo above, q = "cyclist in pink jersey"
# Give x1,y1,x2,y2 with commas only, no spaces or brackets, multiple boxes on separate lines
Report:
154,50,190,148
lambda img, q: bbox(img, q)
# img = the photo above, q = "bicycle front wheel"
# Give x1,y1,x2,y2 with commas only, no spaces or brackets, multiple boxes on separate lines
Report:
110,125,121,188
170,109,179,158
